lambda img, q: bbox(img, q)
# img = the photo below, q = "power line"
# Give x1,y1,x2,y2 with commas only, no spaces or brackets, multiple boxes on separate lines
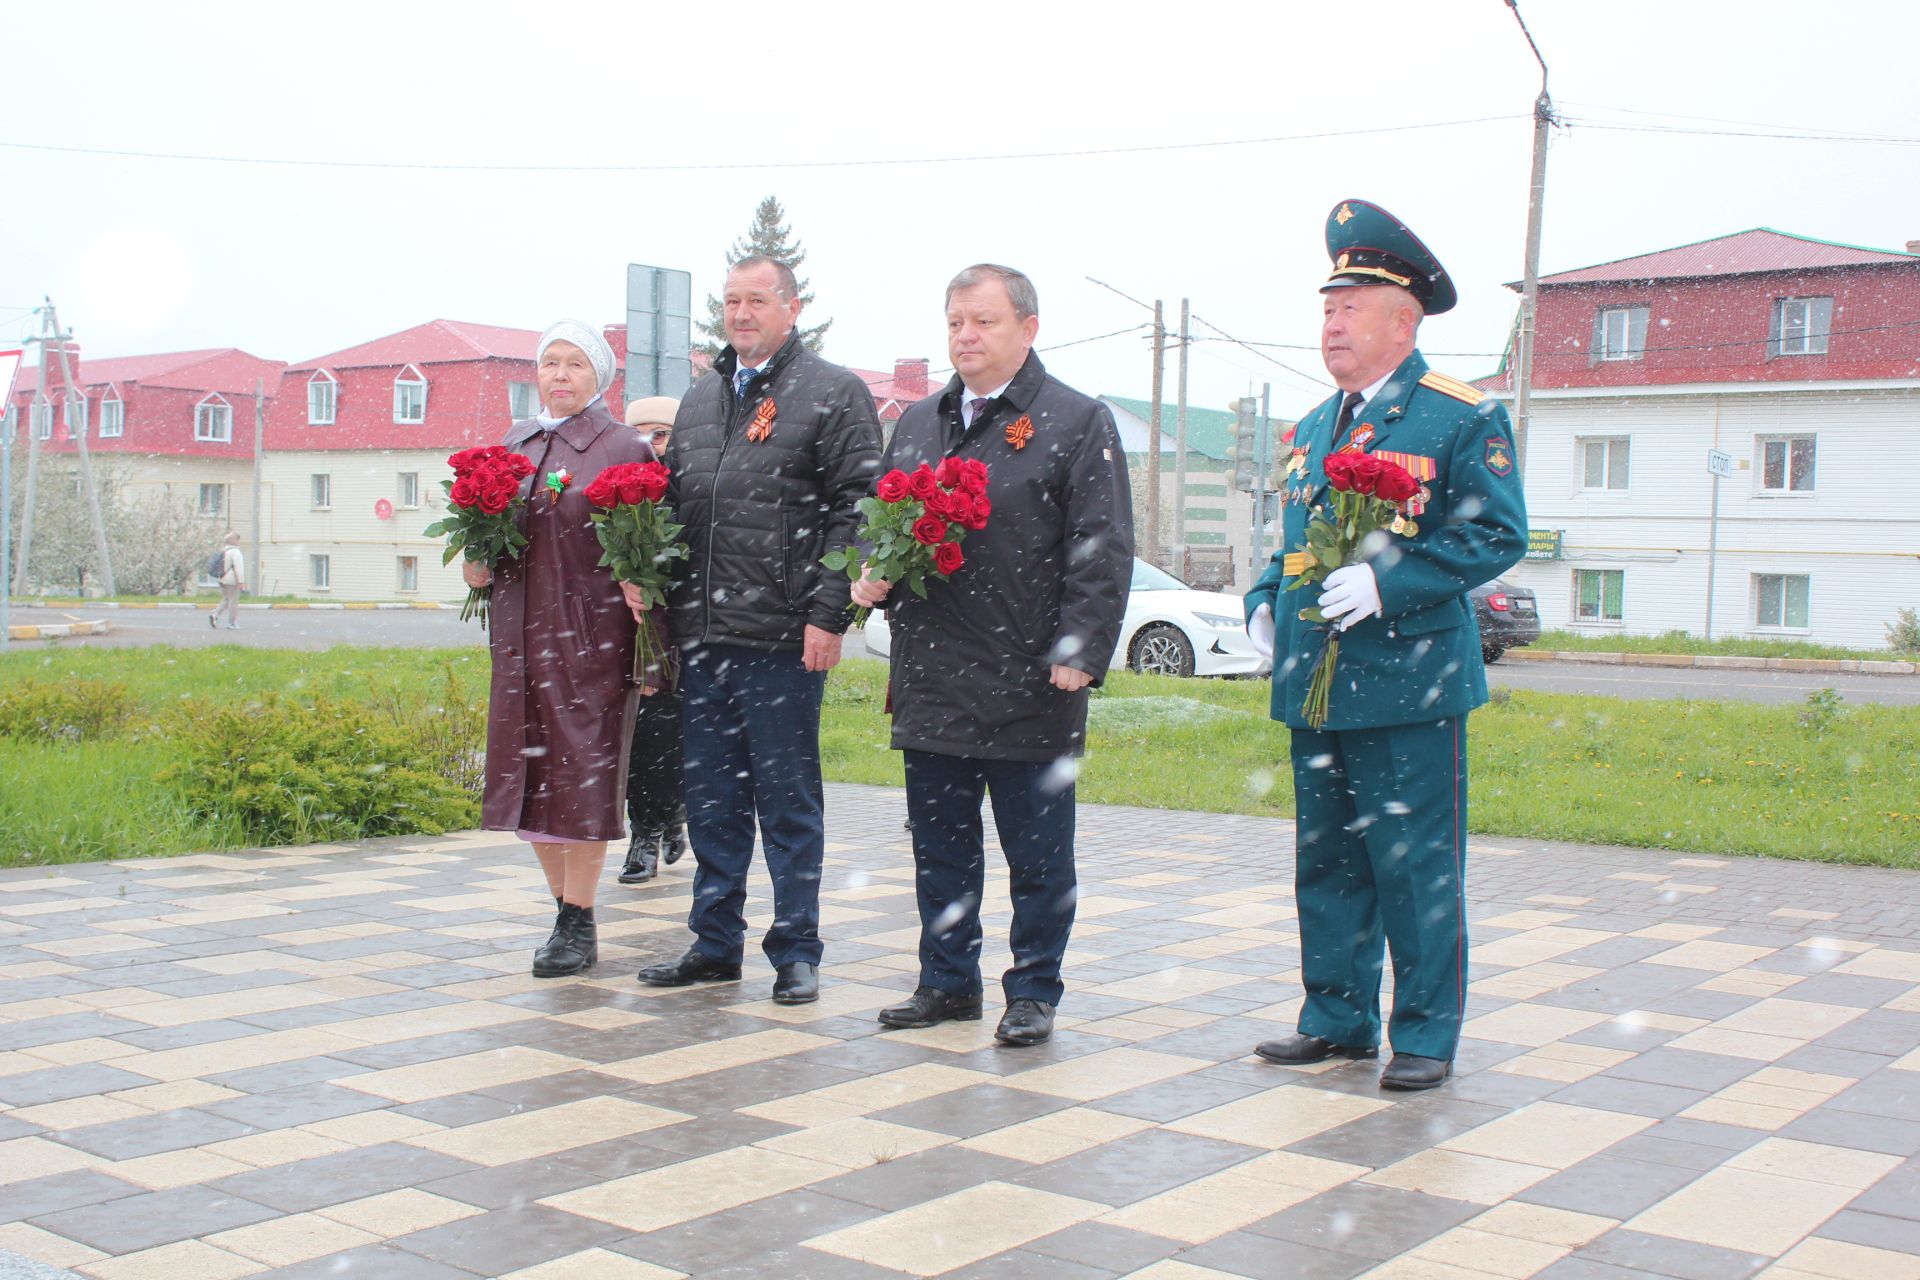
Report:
1188,313,1333,392
0,115,1523,174
1559,117,1920,146
1204,336,1505,358
927,322,1150,378
1560,99,1918,143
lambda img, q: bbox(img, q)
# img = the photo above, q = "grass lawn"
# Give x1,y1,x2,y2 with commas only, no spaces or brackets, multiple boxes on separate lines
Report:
1532,629,1913,664
2,647,1915,868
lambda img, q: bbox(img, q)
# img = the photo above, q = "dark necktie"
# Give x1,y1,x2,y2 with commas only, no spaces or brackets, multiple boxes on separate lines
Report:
968,396,992,428
734,368,756,400
1334,391,1364,439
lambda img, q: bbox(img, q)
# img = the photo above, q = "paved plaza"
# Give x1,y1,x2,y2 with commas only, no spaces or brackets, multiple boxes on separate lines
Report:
2,784,1917,1279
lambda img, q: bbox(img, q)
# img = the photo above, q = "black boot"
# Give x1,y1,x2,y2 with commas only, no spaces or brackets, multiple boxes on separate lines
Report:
532,903,597,977
618,831,660,884
663,807,688,866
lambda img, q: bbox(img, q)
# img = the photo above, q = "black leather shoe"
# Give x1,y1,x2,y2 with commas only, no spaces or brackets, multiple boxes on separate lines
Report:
532,904,597,978
878,986,983,1029
662,811,688,866
617,832,660,884
637,949,742,987
1253,1033,1379,1065
994,998,1055,1046
1380,1054,1453,1090
772,962,819,1005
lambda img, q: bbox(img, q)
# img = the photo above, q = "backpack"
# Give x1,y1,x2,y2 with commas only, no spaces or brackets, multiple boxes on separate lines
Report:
207,547,229,578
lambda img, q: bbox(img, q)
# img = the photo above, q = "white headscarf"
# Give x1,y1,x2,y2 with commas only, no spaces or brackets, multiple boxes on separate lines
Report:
534,319,616,424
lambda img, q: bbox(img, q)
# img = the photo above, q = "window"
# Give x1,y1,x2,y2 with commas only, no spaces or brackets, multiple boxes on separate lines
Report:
197,483,227,518
310,554,331,590
1754,574,1810,629
1580,437,1630,491
508,381,537,420
1770,297,1832,358
393,365,427,423
32,400,53,440
1593,305,1649,362
1759,436,1816,493
195,395,233,442
1574,569,1624,623
308,371,338,424
99,391,123,437
65,392,88,438
398,471,420,508
311,473,332,509
397,555,418,593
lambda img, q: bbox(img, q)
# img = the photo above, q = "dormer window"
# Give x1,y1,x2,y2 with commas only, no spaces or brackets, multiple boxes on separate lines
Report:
1592,305,1648,362
99,386,124,437
393,365,427,424
65,391,88,438
195,393,234,443
308,370,338,424
1770,297,1832,357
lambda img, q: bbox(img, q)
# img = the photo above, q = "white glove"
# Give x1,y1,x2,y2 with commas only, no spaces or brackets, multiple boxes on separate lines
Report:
1247,603,1274,659
1318,563,1381,632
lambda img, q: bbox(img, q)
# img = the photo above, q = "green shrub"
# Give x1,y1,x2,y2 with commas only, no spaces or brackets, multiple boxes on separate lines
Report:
160,693,477,845
1888,608,1920,656
361,663,489,795
0,678,135,743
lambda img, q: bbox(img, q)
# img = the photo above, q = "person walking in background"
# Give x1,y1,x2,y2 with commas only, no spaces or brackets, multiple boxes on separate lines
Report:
617,395,687,886
853,264,1133,1047
470,320,664,978
210,531,244,629
634,255,881,1006
1244,201,1527,1090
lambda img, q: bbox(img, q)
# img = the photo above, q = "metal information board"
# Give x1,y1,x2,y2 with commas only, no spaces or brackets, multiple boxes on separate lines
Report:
626,264,693,399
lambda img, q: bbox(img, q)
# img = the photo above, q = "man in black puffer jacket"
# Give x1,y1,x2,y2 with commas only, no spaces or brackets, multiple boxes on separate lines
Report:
634,254,881,1007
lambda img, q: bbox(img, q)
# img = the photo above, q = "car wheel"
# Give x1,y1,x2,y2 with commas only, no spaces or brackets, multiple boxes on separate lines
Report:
1131,624,1196,678
1482,644,1504,664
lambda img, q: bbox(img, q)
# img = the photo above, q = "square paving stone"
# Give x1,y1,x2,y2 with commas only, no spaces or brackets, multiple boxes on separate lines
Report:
0,1171,144,1226
419,1136,691,1210
1849,1159,1920,1221
943,1249,1117,1279
53,1107,259,1160
1814,1208,1920,1255
1175,1228,1376,1279
1779,1103,1920,1156
209,1142,483,1214
1243,1181,1481,1259
602,1187,879,1274
392,1202,628,1273
1026,1221,1185,1273
1579,1227,1771,1278
1010,1128,1261,1209
1518,1155,1705,1220
262,1242,488,1278
199,1080,390,1130
815,1145,1034,1212
1285,1096,1508,1168
1596,1047,1762,1093
1092,1071,1265,1123
1545,1075,1709,1119
28,1183,280,1254
867,1083,1079,1138
0,1063,155,1108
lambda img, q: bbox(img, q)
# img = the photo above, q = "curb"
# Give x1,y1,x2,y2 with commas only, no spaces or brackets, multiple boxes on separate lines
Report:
1502,648,1918,677
17,600,456,611
5,619,111,641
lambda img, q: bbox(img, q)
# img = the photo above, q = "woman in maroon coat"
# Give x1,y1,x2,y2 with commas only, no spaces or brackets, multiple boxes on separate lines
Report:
463,319,664,977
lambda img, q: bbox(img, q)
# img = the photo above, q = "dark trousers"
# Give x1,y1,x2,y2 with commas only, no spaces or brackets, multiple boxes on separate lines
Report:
1289,715,1469,1060
679,643,826,968
903,749,1077,1007
625,685,684,833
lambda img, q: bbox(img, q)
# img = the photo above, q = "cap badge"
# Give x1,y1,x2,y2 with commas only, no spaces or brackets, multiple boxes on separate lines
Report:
1335,203,1355,225
1336,253,1350,270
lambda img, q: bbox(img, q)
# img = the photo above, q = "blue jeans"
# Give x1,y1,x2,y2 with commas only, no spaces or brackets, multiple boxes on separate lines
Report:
679,643,826,968
903,749,1078,1006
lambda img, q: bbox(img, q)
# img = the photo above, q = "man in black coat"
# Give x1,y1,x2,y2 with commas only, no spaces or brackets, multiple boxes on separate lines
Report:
633,254,881,1007
853,264,1133,1046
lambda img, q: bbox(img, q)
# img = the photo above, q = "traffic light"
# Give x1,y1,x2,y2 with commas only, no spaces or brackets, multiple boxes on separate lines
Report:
1229,397,1257,491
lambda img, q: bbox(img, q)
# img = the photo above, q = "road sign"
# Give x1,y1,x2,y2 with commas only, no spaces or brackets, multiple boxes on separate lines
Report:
374,499,393,520
1707,448,1733,478
626,264,693,400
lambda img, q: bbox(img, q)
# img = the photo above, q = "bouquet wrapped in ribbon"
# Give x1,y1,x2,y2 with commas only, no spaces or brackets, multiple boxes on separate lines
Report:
1286,452,1423,729
424,445,537,627
585,460,686,683
823,458,990,629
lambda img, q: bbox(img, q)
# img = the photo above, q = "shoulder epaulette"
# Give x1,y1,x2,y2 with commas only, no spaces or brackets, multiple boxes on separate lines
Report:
1418,371,1487,405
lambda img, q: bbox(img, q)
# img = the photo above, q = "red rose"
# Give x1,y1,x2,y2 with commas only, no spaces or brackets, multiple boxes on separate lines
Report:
483,446,508,461
1375,462,1421,504
450,476,480,507
448,447,485,476
505,452,537,479
959,458,989,496
969,495,991,528
876,469,911,503
636,462,669,503
907,466,939,500
1350,455,1388,496
477,484,512,515
941,491,973,527
911,514,948,545
934,540,965,574
935,457,964,490
1322,453,1356,491
617,474,646,504
585,475,619,508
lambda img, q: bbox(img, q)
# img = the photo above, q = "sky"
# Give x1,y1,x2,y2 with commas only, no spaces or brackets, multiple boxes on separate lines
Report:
4,0,1917,420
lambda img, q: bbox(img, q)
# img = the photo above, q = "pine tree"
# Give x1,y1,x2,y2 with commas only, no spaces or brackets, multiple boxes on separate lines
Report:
694,195,833,357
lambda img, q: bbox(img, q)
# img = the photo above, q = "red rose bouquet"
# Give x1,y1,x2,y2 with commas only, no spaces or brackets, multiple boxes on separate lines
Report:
822,457,990,629
1286,452,1423,729
424,445,537,627
585,460,686,683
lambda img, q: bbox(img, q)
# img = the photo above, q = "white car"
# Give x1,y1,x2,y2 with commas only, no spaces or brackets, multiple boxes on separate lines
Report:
859,557,1269,679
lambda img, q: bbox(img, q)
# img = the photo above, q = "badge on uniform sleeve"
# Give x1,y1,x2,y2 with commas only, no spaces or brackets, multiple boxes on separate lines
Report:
1485,437,1514,476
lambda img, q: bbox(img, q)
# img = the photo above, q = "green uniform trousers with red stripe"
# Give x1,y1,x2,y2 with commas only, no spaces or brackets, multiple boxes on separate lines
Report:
1289,714,1469,1060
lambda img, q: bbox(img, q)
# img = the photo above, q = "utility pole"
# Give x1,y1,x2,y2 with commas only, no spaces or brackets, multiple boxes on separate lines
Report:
12,344,45,596
1172,299,1190,570
1507,0,1555,475
1147,300,1164,567
1250,383,1273,572
44,301,116,595
0,345,22,652
252,377,266,595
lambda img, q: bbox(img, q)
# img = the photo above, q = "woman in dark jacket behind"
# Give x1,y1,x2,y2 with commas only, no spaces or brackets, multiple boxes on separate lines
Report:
464,319,664,976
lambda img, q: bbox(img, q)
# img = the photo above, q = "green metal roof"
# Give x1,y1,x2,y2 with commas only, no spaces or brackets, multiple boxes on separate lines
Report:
1100,395,1240,460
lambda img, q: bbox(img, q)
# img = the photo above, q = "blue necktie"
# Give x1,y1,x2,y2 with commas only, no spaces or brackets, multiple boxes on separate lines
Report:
734,368,756,400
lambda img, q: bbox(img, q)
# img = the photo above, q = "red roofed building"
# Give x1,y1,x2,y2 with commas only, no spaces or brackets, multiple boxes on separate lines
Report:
5,345,285,542
1483,228,1920,648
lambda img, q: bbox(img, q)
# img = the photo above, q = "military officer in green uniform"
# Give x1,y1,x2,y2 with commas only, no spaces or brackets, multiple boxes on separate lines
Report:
1243,199,1528,1090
